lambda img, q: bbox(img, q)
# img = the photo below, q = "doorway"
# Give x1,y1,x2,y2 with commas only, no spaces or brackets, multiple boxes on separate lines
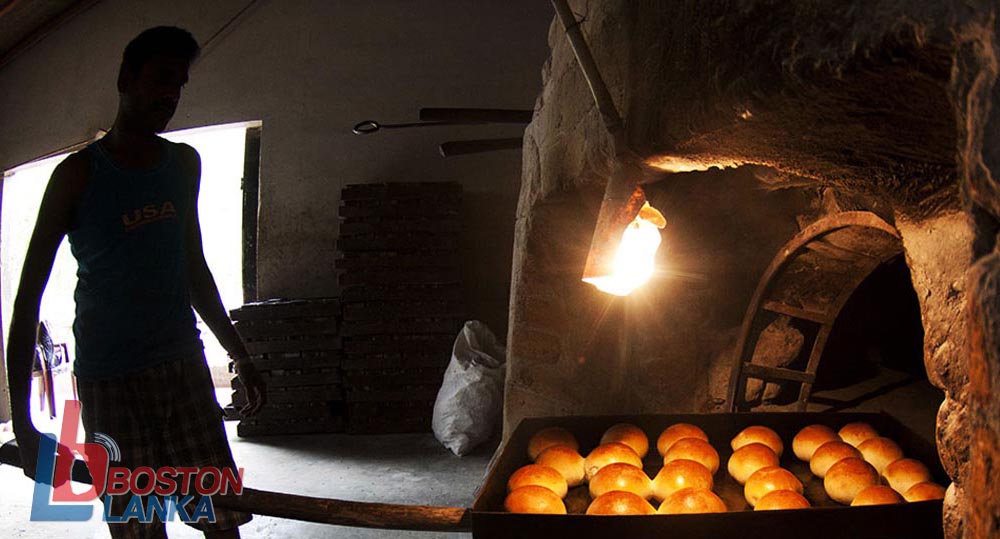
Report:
0,121,260,430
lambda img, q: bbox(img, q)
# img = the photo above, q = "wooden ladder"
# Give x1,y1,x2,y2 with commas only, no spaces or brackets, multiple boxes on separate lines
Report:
728,212,902,412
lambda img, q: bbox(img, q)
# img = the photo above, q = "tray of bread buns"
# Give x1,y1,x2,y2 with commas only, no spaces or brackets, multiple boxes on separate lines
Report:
471,412,946,539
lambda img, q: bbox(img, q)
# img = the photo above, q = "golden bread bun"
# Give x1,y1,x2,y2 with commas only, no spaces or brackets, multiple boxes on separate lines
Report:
792,424,840,462
584,442,642,481
601,423,649,459
824,457,879,504
589,463,652,500
536,445,586,487
857,437,904,475
728,442,780,485
754,490,811,511
883,458,932,495
657,423,709,456
652,458,714,501
504,485,567,514
527,427,579,461
838,422,878,448
507,464,569,498
851,485,904,506
586,491,656,515
809,441,862,478
731,425,784,457
663,437,720,475
657,488,727,514
744,466,803,507
903,482,946,502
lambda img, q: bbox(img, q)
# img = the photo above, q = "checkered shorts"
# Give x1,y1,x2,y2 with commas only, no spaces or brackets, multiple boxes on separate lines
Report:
77,353,252,539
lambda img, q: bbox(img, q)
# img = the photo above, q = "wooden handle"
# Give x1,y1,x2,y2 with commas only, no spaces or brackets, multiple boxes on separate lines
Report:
439,137,524,156
420,108,533,124
0,439,95,483
213,487,472,532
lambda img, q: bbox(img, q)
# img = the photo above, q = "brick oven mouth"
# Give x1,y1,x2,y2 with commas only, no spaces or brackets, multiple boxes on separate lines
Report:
728,210,909,414
738,244,935,426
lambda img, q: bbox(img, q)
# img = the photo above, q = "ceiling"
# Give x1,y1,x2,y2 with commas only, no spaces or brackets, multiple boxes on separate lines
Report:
0,0,97,71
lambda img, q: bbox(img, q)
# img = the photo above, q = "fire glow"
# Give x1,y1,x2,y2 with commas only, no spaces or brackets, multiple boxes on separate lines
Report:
583,202,666,296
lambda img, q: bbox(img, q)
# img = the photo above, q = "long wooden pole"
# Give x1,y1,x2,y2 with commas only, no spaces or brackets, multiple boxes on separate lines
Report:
0,441,472,532
550,0,651,284
213,488,472,532
550,0,624,145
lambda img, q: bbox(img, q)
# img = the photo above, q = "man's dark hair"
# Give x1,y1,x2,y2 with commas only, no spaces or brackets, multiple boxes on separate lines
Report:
121,26,200,74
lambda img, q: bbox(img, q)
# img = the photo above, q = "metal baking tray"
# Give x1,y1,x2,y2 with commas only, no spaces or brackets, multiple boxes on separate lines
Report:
472,411,945,539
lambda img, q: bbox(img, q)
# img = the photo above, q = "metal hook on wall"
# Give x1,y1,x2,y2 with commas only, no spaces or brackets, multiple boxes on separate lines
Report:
352,108,533,155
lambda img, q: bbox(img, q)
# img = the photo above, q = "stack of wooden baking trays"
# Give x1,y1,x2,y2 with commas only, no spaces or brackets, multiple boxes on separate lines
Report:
336,182,465,433
230,298,345,436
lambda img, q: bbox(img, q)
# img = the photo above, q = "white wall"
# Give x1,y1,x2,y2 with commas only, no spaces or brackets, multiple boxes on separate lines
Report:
0,0,552,336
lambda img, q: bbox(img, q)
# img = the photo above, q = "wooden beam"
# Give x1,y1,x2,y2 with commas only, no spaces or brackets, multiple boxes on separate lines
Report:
742,363,816,384
0,0,102,71
761,300,832,324
0,0,26,20
213,487,472,532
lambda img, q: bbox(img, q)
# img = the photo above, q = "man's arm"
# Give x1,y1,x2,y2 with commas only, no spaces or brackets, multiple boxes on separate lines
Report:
6,152,88,479
178,144,265,417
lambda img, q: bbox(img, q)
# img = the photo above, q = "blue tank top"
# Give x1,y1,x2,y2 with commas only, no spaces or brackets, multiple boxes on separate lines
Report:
68,139,203,380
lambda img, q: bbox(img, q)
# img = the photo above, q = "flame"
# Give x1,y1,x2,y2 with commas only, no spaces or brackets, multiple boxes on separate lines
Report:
583,202,666,296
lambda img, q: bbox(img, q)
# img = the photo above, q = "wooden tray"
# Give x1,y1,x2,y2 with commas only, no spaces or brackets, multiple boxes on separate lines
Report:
472,412,945,539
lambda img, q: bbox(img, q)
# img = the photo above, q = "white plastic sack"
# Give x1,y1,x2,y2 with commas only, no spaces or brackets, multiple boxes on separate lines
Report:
432,321,506,456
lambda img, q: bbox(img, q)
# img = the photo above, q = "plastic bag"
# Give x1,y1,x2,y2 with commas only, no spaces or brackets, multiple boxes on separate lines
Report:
432,321,506,456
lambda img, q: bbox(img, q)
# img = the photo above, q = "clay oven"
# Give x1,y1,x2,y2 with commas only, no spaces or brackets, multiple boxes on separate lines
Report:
505,1,1000,536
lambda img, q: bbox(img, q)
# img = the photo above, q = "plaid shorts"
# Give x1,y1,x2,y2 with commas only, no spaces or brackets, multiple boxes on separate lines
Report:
77,353,252,539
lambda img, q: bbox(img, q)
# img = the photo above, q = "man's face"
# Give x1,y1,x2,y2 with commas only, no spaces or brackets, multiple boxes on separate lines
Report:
120,54,190,134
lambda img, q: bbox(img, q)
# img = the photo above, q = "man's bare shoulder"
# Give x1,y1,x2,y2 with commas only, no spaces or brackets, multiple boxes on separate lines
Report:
172,142,201,169
170,142,202,196
49,150,92,194
33,149,92,228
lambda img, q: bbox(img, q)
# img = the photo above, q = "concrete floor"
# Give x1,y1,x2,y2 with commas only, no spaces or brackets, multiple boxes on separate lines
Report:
0,422,498,539
1,367,942,538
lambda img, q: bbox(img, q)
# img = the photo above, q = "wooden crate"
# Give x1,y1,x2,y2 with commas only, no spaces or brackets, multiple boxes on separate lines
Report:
231,298,341,321
340,285,463,304
229,298,345,437
241,350,341,371
335,182,463,434
342,301,465,321
344,384,441,403
345,400,435,434
237,415,346,437
338,269,461,288
233,381,344,406
343,367,446,388
340,318,462,338
341,351,451,371
341,334,455,355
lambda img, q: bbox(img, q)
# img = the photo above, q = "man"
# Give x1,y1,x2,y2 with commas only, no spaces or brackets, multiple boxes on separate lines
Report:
6,26,265,538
